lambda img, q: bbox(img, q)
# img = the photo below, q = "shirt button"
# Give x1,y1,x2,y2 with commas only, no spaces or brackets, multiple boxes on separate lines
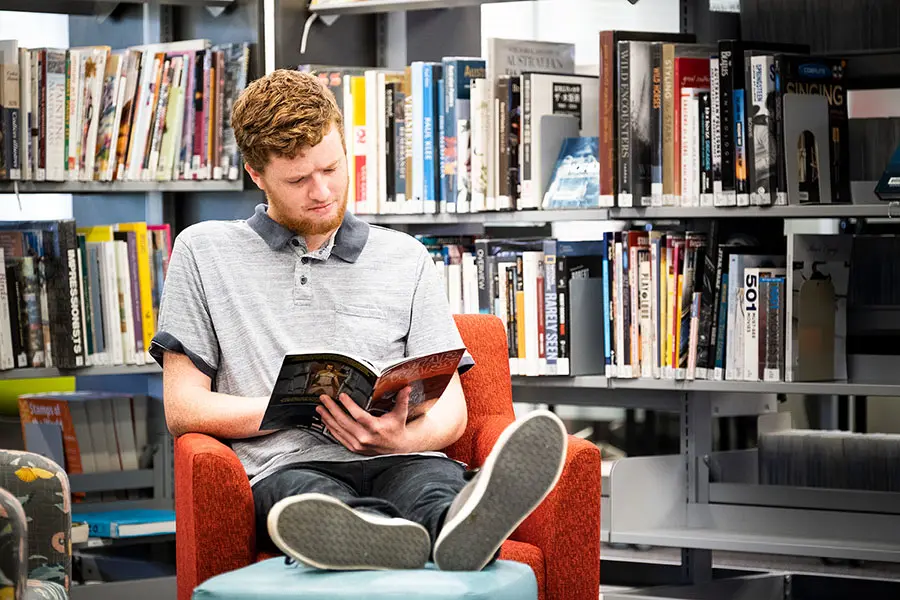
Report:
300,276,308,285
291,239,300,247
301,257,309,264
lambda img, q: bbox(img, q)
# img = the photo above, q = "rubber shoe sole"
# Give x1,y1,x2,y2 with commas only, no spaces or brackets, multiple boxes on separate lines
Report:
267,493,430,571
433,409,568,571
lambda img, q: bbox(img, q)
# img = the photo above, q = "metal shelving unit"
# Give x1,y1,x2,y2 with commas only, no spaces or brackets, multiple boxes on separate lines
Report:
0,364,162,380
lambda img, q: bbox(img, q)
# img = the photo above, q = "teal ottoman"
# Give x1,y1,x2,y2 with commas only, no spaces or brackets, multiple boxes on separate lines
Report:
192,557,538,600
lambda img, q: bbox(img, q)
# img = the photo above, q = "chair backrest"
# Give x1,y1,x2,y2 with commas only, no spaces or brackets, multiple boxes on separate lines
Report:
444,314,517,463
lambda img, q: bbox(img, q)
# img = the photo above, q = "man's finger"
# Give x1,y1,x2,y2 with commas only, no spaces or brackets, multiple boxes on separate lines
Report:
317,406,357,449
389,386,411,418
320,394,359,432
336,392,373,425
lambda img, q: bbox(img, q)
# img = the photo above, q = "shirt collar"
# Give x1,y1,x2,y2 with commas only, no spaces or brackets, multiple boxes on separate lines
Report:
246,203,369,263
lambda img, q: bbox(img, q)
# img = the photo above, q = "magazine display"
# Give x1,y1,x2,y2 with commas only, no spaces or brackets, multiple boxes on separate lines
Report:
259,347,466,433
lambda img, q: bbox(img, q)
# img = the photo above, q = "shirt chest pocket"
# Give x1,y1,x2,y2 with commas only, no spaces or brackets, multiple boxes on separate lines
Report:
334,302,400,360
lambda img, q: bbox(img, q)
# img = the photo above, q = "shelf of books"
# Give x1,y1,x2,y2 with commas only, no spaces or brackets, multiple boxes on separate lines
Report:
0,180,245,194
304,37,898,223
308,0,519,16
0,219,173,377
0,38,251,189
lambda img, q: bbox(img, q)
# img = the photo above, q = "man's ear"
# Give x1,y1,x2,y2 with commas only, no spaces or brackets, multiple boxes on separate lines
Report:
245,163,265,191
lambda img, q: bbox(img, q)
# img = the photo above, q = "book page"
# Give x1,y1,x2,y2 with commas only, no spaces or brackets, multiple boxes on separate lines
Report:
259,352,379,432
370,348,466,418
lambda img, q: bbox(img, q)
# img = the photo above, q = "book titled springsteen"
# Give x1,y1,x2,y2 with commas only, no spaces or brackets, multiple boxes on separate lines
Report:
259,347,466,433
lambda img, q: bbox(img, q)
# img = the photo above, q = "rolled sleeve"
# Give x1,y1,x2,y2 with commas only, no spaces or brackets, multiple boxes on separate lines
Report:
149,234,219,379
406,246,475,375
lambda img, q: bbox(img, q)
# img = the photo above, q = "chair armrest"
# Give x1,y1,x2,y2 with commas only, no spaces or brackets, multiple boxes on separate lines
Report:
0,449,71,592
0,486,28,599
174,434,256,600
470,416,602,600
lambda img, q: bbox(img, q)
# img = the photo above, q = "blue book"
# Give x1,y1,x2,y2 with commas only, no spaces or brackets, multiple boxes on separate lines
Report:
875,140,900,201
75,509,175,538
441,57,486,212
542,137,600,209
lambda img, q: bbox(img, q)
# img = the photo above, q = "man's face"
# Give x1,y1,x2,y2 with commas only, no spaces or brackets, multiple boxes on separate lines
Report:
246,123,348,236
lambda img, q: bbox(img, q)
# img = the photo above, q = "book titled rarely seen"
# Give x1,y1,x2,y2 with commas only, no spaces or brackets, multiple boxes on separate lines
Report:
259,348,466,432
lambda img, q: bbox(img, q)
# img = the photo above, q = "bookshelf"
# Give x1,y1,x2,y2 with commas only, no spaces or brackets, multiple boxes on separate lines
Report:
0,0,259,596
297,0,900,596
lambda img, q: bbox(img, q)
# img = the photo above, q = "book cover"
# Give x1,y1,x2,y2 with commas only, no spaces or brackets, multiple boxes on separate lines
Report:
259,347,466,433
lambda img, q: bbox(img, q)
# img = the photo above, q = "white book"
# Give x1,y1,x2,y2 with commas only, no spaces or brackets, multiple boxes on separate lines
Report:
639,252,653,379
112,396,139,471
469,78,486,213
462,252,479,314
114,240,136,366
99,242,123,365
18,48,31,181
343,74,356,212
365,70,380,215
0,248,13,370
447,262,462,315
520,73,600,210
43,49,66,182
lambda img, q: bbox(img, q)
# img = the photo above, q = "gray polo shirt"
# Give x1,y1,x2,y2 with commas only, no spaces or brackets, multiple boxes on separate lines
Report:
149,203,474,487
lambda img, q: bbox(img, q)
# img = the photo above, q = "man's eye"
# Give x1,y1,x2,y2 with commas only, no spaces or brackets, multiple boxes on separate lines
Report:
324,168,336,174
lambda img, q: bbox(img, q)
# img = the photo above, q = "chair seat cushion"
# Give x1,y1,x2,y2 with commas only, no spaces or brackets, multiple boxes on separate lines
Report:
25,580,68,600
192,557,538,600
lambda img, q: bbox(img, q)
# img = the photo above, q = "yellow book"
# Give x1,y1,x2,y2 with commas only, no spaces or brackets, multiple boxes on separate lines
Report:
114,222,154,355
350,75,366,212
77,225,114,242
658,245,667,372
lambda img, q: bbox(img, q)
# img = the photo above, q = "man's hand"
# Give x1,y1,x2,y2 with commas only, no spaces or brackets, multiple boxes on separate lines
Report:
316,387,414,455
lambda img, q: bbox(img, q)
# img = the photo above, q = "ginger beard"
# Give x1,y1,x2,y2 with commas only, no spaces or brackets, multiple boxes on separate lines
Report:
266,181,348,236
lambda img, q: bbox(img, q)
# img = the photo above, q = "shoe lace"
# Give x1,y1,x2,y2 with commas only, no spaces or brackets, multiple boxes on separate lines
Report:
284,557,296,566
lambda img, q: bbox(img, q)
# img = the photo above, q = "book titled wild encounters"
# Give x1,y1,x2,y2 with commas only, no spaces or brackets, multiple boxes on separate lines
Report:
259,347,466,434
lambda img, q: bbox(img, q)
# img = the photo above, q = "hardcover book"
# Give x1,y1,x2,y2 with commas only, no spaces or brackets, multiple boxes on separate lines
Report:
259,347,466,433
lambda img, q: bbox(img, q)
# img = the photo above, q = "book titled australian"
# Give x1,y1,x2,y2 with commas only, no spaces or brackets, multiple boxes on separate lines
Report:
260,347,466,433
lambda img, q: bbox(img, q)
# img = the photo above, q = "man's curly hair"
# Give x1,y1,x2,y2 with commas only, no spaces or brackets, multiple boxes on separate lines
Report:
231,69,344,173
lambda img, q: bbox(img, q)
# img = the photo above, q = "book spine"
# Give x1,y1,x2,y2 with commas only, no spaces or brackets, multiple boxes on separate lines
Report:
732,48,750,205
598,31,616,205
496,76,510,210
603,232,614,377
743,267,760,381
474,240,492,315
617,41,632,208
700,91,713,202
717,43,736,205
542,239,558,375
556,255,569,375
650,43,663,205
763,276,784,381
713,272,728,380
443,61,457,212
661,44,675,206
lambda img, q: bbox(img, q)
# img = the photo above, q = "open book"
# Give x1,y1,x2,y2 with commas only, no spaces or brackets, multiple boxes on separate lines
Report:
259,347,466,433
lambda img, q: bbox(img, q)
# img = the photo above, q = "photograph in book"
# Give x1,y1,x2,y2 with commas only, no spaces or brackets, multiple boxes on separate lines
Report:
259,348,466,433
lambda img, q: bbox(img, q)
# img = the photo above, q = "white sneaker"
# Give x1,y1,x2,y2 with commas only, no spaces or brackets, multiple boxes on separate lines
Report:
432,409,568,571
267,493,431,571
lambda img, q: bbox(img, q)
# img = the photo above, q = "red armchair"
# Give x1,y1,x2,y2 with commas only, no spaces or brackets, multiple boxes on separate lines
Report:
174,314,602,600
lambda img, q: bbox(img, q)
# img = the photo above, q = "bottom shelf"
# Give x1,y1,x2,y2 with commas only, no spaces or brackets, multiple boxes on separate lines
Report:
610,528,900,564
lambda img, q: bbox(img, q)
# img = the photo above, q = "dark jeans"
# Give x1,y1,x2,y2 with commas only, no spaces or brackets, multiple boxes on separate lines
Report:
252,455,469,556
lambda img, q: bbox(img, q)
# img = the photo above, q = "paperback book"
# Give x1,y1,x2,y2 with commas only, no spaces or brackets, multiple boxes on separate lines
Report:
259,347,466,433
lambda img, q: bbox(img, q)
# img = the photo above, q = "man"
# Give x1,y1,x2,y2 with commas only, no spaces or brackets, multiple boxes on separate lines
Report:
149,69,567,573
